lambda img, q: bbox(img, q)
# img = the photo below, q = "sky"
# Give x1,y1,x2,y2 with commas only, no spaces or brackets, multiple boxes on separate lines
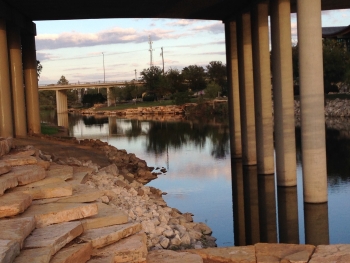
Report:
35,9,350,85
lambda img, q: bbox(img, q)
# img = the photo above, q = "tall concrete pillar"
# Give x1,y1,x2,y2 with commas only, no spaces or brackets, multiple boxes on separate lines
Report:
225,21,242,158
107,87,113,107
251,1,274,174
22,33,41,134
231,159,246,245
277,186,299,243
0,19,14,138
57,112,69,129
270,0,297,186
7,24,27,137
237,12,257,165
56,90,68,114
297,0,328,203
258,174,277,243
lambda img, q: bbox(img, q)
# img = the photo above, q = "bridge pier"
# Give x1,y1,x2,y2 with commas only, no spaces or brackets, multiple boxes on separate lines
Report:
225,21,242,159
297,0,328,203
56,90,68,114
8,24,27,137
22,32,41,135
251,1,274,175
0,19,14,138
237,12,257,166
270,0,297,186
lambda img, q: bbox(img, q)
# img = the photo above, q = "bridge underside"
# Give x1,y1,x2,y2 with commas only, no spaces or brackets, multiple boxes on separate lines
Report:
1,0,349,22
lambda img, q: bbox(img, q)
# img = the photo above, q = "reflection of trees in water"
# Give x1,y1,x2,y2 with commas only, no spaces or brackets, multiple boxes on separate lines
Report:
124,120,143,140
82,116,108,127
142,120,230,159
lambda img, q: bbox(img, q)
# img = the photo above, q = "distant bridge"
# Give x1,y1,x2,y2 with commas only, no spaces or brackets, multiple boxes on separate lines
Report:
38,81,144,91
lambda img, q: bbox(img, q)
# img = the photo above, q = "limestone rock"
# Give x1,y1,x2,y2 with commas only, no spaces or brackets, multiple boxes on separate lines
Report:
24,221,83,256
80,203,128,230
0,217,35,248
193,222,212,235
10,164,46,185
0,137,12,157
18,202,98,227
86,256,113,263
0,162,10,175
19,177,64,188
92,233,147,263
12,181,73,200
0,240,20,263
147,250,203,263
99,164,119,176
13,247,52,263
1,156,37,166
10,149,35,157
255,243,315,263
159,236,170,248
0,192,32,218
309,244,350,263
57,184,104,203
50,242,93,263
79,222,142,248
187,246,256,263
47,164,74,181
36,158,51,170
0,173,18,196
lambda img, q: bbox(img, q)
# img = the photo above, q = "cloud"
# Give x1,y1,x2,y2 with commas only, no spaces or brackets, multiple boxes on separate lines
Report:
192,22,224,34
166,19,200,27
36,27,186,50
36,52,60,61
195,51,225,56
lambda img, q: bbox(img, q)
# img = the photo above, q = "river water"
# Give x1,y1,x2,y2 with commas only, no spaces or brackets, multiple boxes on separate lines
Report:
41,112,350,247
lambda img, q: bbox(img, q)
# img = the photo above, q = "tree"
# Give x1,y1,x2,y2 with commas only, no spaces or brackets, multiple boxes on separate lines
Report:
140,66,167,99
165,68,186,93
37,60,43,80
182,65,207,92
205,82,221,99
206,61,227,95
57,75,69,85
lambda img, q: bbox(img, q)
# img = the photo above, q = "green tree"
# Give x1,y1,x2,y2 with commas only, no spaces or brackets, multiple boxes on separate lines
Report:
165,68,186,93
182,65,207,92
140,66,166,99
205,82,221,99
37,60,42,80
206,61,227,95
57,75,69,85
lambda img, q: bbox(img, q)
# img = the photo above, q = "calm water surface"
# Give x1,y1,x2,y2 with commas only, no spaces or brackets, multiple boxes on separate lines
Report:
42,112,350,247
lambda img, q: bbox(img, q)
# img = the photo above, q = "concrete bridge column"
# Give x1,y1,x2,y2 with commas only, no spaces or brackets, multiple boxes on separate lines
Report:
56,90,68,114
22,33,41,134
237,12,257,165
297,0,328,203
225,21,242,158
7,24,27,137
270,0,297,186
0,19,14,138
107,87,113,107
251,1,274,174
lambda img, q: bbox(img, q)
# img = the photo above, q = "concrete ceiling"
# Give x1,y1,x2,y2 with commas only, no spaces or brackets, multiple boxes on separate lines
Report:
1,0,350,22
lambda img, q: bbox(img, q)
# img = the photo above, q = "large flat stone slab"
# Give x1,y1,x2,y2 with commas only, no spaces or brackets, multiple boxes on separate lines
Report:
0,173,18,196
147,250,203,263
24,221,83,256
0,192,32,218
309,244,350,262
0,217,35,248
1,156,38,167
10,165,46,185
13,247,53,263
79,222,142,249
22,177,65,188
81,203,128,230
0,162,10,176
187,246,256,263
0,240,20,263
255,243,315,263
0,137,13,157
47,164,74,181
57,184,104,203
87,256,113,263
18,202,98,227
92,233,147,263
11,181,73,200
50,243,92,263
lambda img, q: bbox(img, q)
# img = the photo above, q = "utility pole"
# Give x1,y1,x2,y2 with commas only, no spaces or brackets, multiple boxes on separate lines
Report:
160,47,164,75
134,69,137,81
148,35,154,67
134,69,137,104
102,52,105,83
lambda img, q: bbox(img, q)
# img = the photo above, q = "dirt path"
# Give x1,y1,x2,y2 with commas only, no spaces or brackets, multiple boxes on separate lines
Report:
14,136,111,168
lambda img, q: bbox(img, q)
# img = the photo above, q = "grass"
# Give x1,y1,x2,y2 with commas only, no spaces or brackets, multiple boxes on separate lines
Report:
295,93,350,101
41,123,59,135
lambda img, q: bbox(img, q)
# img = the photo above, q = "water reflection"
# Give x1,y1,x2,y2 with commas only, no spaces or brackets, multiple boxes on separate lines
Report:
304,203,329,245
